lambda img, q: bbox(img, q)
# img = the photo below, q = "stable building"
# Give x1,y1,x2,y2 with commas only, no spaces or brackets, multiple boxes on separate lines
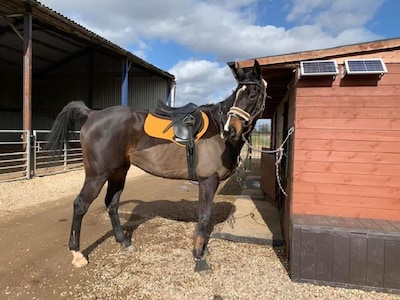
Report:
236,38,400,292
0,0,175,180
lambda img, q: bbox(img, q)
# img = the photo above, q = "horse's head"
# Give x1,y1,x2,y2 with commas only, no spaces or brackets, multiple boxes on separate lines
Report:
223,60,267,142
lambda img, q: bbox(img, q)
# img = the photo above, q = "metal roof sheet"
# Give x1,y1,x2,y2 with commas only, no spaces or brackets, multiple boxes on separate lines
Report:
0,0,174,81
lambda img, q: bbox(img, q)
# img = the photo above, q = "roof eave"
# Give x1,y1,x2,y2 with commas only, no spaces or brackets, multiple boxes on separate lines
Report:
237,37,400,68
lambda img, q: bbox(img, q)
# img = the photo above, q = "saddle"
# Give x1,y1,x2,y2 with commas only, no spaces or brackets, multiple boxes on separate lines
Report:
144,100,209,181
153,100,204,142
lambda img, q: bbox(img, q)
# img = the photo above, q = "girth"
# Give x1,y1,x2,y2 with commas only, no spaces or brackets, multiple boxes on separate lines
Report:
145,101,208,181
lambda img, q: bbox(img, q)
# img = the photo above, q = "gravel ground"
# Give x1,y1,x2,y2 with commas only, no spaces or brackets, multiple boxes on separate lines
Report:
0,167,145,216
69,218,400,300
1,169,400,299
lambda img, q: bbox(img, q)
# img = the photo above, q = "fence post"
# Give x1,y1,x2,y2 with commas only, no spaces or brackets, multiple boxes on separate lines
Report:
32,130,37,177
63,140,67,171
26,130,31,179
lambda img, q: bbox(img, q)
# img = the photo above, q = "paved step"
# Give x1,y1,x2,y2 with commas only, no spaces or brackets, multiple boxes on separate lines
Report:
212,175,284,246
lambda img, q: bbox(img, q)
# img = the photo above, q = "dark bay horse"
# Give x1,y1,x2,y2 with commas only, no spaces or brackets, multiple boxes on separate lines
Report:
47,60,267,271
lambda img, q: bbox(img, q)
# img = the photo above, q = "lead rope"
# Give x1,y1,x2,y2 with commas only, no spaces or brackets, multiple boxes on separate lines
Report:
242,127,295,196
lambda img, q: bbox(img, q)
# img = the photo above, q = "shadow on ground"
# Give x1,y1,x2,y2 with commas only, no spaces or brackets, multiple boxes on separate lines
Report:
82,198,235,259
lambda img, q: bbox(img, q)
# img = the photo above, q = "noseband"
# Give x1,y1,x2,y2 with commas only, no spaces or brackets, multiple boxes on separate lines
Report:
223,78,268,134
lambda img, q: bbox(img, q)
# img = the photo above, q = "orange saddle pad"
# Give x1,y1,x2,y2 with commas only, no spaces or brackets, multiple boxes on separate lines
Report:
144,111,209,146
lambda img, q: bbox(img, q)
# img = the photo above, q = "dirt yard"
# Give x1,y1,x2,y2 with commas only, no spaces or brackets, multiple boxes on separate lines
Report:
0,167,399,299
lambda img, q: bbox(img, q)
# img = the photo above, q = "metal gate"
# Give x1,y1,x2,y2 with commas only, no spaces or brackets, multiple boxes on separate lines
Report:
1,129,269,182
0,130,30,181
247,132,271,159
32,130,83,177
0,130,83,182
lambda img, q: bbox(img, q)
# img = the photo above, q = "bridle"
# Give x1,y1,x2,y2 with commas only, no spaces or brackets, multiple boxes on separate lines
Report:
223,78,268,136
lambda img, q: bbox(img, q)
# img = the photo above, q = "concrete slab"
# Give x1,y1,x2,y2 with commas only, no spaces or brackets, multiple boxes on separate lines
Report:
212,175,284,246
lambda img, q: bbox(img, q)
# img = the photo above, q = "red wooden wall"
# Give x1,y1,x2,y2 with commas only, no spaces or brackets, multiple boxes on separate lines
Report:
292,63,400,220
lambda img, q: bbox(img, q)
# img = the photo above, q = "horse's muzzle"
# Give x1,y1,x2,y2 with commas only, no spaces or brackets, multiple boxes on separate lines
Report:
223,116,243,141
223,127,237,141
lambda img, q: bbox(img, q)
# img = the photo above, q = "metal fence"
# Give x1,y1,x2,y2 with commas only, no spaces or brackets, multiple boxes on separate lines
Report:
32,130,83,177
239,132,270,176
0,130,83,182
0,130,31,181
0,129,269,182
247,133,271,159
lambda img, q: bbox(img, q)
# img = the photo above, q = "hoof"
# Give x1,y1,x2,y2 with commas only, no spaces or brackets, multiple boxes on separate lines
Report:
194,259,211,274
124,244,136,253
71,250,88,268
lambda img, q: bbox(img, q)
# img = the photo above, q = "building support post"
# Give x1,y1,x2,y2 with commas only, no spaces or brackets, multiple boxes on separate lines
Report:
23,11,32,179
121,58,131,106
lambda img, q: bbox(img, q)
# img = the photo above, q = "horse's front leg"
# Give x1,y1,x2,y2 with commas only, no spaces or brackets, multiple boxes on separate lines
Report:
69,178,105,267
193,173,219,272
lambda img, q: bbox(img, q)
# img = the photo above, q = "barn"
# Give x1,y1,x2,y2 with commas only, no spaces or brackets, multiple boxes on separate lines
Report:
236,38,400,292
0,0,175,180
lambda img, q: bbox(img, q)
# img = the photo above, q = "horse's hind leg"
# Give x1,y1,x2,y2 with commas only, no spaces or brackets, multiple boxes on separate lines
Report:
69,177,106,267
104,166,132,249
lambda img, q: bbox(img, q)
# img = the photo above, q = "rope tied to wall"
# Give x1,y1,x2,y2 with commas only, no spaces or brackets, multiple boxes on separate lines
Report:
242,126,295,196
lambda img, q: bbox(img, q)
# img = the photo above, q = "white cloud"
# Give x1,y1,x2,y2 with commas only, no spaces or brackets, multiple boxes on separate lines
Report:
287,0,384,35
169,60,236,106
40,0,385,106
43,0,382,61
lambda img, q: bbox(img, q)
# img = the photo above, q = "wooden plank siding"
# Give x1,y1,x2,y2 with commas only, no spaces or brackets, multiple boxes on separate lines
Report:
292,63,400,220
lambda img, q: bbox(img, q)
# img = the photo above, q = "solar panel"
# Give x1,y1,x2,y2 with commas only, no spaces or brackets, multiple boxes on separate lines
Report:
344,59,387,75
300,60,338,76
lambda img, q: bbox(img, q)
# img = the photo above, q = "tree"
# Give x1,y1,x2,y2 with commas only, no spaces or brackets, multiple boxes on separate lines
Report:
255,119,271,134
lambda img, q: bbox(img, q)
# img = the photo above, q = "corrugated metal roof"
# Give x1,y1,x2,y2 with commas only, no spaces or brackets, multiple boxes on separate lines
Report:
0,0,175,81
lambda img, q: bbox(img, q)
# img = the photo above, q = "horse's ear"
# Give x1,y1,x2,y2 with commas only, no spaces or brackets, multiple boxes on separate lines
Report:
236,67,245,81
253,60,262,80
229,61,246,81
230,61,244,81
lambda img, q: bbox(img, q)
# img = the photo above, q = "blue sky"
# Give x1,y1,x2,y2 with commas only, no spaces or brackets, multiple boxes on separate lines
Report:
40,0,399,106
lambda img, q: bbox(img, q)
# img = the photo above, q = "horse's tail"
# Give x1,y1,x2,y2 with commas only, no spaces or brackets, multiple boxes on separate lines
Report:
46,101,92,155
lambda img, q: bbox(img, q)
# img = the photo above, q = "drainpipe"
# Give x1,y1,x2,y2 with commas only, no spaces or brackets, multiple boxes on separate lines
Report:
168,79,176,107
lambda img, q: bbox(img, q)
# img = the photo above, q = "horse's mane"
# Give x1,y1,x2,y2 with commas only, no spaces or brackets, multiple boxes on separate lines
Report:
199,90,235,113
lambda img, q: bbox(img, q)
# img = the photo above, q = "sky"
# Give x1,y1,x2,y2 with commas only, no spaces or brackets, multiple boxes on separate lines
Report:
40,0,399,107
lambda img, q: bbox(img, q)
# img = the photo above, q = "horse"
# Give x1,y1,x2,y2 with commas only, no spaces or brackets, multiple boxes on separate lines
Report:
47,60,268,272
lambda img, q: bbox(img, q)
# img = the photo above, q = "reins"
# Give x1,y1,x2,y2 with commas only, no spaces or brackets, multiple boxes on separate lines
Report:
242,127,295,196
